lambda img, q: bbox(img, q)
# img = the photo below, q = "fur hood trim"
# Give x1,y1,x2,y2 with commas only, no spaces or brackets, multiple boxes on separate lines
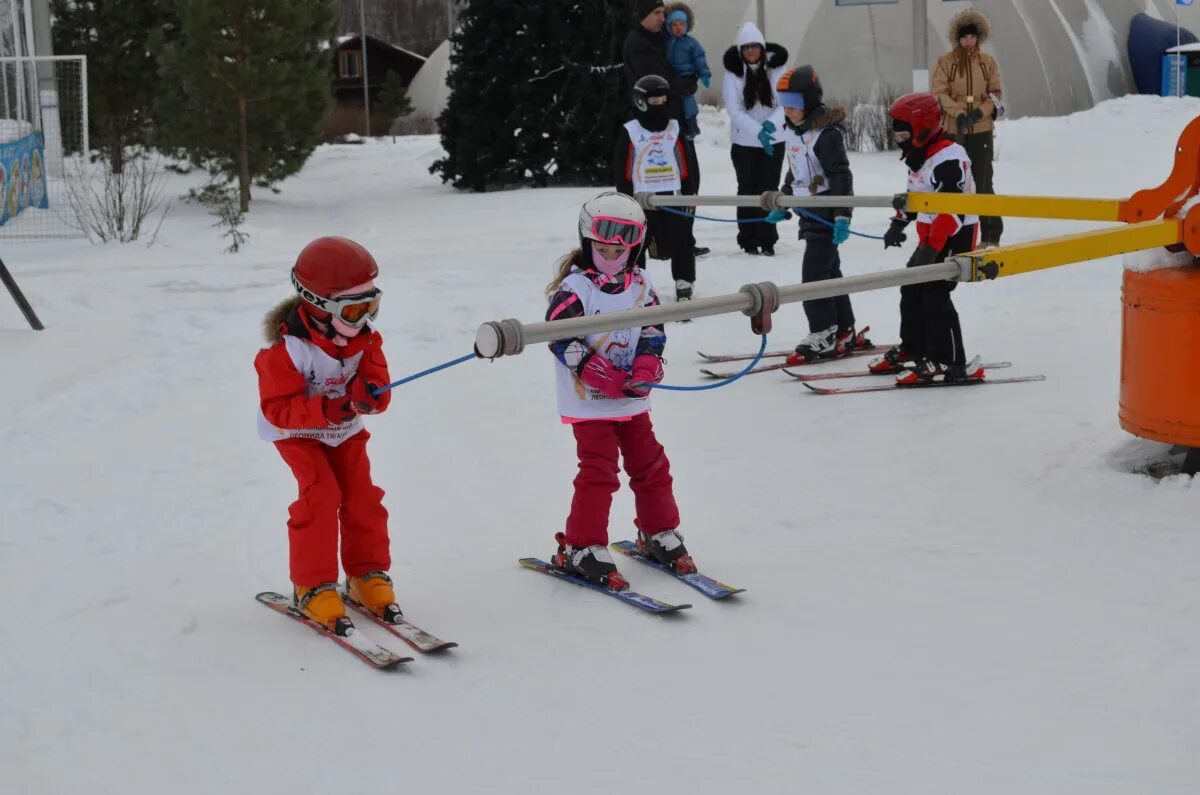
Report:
947,8,990,47
664,2,694,32
806,105,847,131
722,41,788,77
263,296,301,344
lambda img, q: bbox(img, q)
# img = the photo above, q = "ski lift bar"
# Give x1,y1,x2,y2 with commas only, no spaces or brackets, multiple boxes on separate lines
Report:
633,191,899,211
474,261,963,359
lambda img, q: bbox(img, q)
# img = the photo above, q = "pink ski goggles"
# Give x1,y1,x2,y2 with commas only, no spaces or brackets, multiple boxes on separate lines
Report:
590,215,646,247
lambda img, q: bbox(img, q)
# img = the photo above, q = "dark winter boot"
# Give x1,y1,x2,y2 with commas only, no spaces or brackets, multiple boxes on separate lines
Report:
636,529,697,575
675,279,694,302
551,532,629,590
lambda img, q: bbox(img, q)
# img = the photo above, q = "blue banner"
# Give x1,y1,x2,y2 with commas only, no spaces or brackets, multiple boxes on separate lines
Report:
0,132,50,227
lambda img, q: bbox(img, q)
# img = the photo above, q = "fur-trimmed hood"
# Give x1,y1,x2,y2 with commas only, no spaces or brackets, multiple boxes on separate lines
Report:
263,296,302,344
947,8,990,48
664,2,694,32
803,105,847,132
262,294,379,359
722,38,788,77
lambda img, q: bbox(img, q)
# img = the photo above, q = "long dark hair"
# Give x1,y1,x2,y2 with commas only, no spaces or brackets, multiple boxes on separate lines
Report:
742,60,775,111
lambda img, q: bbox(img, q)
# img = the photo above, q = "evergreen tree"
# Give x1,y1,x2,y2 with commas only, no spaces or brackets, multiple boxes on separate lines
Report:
155,0,337,212
50,0,178,173
431,0,631,191
376,69,414,135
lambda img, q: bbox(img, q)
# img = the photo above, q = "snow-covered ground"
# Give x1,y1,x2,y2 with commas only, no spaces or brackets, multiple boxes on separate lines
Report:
3,96,1198,794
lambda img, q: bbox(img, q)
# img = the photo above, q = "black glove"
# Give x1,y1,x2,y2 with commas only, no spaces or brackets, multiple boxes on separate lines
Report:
883,220,908,249
967,107,984,125
911,244,939,268
955,113,970,137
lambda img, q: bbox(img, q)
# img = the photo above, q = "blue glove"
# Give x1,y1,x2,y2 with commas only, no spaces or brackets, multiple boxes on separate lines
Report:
700,75,711,88
832,216,851,245
765,209,789,224
761,120,776,133
757,127,775,156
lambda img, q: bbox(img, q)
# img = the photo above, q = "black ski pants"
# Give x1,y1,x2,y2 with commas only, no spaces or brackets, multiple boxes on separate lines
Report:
645,205,696,284
731,143,785,251
898,224,977,367
801,235,855,333
962,131,1002,245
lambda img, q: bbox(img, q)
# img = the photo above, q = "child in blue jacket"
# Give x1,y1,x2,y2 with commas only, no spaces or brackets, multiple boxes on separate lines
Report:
665,3,711,140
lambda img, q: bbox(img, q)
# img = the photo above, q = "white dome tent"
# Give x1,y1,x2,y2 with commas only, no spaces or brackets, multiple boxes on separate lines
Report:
709,0,1200,119
408,1,1200,133
400,38,451,134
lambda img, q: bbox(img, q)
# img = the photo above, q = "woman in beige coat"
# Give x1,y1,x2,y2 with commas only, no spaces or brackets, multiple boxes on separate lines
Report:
932,8,1004,246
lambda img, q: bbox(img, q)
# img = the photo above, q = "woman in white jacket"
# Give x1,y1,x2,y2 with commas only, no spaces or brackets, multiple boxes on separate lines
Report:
722,22,788,255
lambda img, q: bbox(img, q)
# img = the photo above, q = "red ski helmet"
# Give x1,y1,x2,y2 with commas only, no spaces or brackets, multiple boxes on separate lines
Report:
291,237,379,305
889,92,944,149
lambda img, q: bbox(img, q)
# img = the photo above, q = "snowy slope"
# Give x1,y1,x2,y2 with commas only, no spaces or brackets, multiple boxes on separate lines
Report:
2,96,1198,795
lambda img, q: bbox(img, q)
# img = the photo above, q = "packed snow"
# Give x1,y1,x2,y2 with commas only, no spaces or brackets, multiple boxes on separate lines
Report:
2,95,1198,794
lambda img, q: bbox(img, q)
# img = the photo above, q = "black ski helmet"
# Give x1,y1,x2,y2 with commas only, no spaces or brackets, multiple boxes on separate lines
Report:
632,74,671,112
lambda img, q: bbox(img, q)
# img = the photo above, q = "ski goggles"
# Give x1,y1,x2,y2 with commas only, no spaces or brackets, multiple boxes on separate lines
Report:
589,215,646,247
292,272,383,328
778,92,805,111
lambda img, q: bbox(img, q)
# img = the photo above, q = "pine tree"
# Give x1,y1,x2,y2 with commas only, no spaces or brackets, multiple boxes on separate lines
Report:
376,70,414,136
155,0,337,212
50,0,179,173
431,0,632,191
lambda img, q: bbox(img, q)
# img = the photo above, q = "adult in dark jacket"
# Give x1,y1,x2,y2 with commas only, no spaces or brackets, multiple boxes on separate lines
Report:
623,0,707,259
623,0,694,124
774,66,867,365
722,22,788,255
614,75,699,302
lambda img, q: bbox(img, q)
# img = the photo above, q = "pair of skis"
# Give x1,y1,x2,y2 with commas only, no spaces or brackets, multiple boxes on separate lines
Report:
256,590,457,670
519,539,744,614
699,347,1045,393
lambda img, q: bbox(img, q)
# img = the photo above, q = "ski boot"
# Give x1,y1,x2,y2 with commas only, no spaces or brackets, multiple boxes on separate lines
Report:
868,345,912,375
636,529,697,575
675,279,694,302
786,325,841,366
895,358,943,385
294,582,351,634
837,325,872,351
551,532,629,591
346,570,402,623
943,356,986,384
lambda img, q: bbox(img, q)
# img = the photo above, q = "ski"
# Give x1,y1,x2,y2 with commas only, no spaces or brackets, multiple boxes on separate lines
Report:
783,361,1011,382
255,591,413,669
802,374,1046,395
610,540,744,600
696,348,796,363
699,346,893,379
342,594,458,654
518,558,692,614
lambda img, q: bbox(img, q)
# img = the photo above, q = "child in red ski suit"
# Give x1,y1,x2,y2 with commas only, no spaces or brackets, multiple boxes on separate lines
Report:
543,191,695,590
255,236,397,631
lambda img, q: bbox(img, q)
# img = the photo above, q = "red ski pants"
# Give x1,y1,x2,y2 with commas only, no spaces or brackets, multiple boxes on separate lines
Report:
564,412,680,548
274,430,390,587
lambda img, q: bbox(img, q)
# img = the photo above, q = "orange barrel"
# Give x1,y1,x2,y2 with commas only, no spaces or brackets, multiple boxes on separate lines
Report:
1120,265,1200,446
